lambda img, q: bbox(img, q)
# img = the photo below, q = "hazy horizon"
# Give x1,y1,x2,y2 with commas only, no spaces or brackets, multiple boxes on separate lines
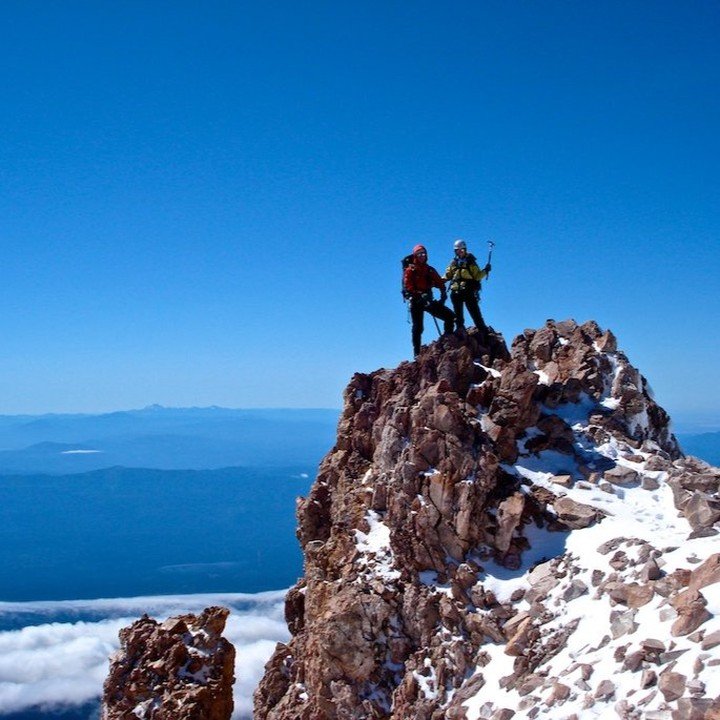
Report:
0,402,715,434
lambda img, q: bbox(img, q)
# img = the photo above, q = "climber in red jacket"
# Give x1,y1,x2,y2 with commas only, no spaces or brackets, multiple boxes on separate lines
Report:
402,244,455,357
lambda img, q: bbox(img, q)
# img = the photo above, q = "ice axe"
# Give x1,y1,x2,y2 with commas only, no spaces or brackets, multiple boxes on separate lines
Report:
476,240,495,303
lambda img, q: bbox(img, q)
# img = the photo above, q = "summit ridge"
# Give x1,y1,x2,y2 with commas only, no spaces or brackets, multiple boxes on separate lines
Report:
255,320,720,720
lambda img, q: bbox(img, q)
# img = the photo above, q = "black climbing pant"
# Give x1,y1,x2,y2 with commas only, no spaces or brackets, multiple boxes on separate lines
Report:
451,289,488,342
410,296,455,356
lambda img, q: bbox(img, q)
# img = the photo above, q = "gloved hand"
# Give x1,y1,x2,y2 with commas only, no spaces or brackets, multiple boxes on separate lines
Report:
484,263,492,274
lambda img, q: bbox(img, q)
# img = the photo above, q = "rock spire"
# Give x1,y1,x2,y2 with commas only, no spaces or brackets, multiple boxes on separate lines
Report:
102,606,235,720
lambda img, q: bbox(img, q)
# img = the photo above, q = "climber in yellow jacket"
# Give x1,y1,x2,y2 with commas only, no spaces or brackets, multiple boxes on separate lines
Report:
445,239,491,342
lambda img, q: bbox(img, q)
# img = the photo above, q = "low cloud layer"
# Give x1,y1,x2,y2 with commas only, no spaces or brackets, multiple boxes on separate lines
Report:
0,591,288,718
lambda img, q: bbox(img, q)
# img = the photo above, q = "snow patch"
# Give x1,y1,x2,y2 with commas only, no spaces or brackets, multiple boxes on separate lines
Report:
354,511,401,582
474,362,501,379
413,658,439,700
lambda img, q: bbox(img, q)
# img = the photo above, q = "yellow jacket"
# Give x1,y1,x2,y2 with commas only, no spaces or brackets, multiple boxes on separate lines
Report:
445,253,488,292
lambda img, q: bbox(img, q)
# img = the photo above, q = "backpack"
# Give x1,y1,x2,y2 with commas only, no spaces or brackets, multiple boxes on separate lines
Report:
401,254,415,299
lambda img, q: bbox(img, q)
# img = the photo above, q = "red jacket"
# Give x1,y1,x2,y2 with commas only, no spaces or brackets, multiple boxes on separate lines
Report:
403,261,445,295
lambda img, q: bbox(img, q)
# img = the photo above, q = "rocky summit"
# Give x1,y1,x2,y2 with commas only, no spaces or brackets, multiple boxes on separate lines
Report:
102,606,235,720
255,320,720,720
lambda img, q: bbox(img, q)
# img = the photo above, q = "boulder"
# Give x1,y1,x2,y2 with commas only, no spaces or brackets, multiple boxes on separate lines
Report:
553,497,602,529
684,492,720,530
603,466,639,486
689,553,720,592
671,590,711,637
658,671,686,702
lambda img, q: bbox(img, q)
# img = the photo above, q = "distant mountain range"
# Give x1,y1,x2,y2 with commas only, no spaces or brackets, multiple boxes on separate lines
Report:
0,405,715,475
0,406,340,474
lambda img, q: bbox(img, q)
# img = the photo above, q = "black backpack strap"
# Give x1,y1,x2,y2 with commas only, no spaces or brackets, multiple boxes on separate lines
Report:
401,255,415,298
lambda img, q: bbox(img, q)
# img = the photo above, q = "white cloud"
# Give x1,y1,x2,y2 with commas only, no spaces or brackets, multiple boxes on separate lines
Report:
0,591,289,718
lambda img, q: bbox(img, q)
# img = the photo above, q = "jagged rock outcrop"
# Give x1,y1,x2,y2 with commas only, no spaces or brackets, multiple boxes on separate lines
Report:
255,320,720,720
102,606,234,720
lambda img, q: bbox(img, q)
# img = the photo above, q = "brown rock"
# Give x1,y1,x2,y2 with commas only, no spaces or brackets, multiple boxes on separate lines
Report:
658,670,686,702
614,644,628,662
595,330,617,352
655,569,692,597
505,617,537,657
642,638,665,651
563,579,588,601
604,466,639,486
502,611,531,640
671,590,711,637
640,669,657,688
684,492,720,530
645,455,669,471
445,673,486,717
517,674,544,696
495,493,526,553
641,559,662,582
641,475,661,490
594,679,615,699
597,538,623,555
637,689,657,706
701,630,720,650
527,561,559,589
688,527,719,539
102,607,235,720
686,679,706,696
553,497,602,529
623,650,644,672
455,562,479,590
627,583,655,608
660,648,689,664
549,681,571,703
688,553,720,592
673,697,717,720
491,710,516,720
605,581,654,608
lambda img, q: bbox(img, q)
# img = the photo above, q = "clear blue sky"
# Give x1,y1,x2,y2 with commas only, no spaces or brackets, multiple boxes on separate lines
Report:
1,1,718,421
